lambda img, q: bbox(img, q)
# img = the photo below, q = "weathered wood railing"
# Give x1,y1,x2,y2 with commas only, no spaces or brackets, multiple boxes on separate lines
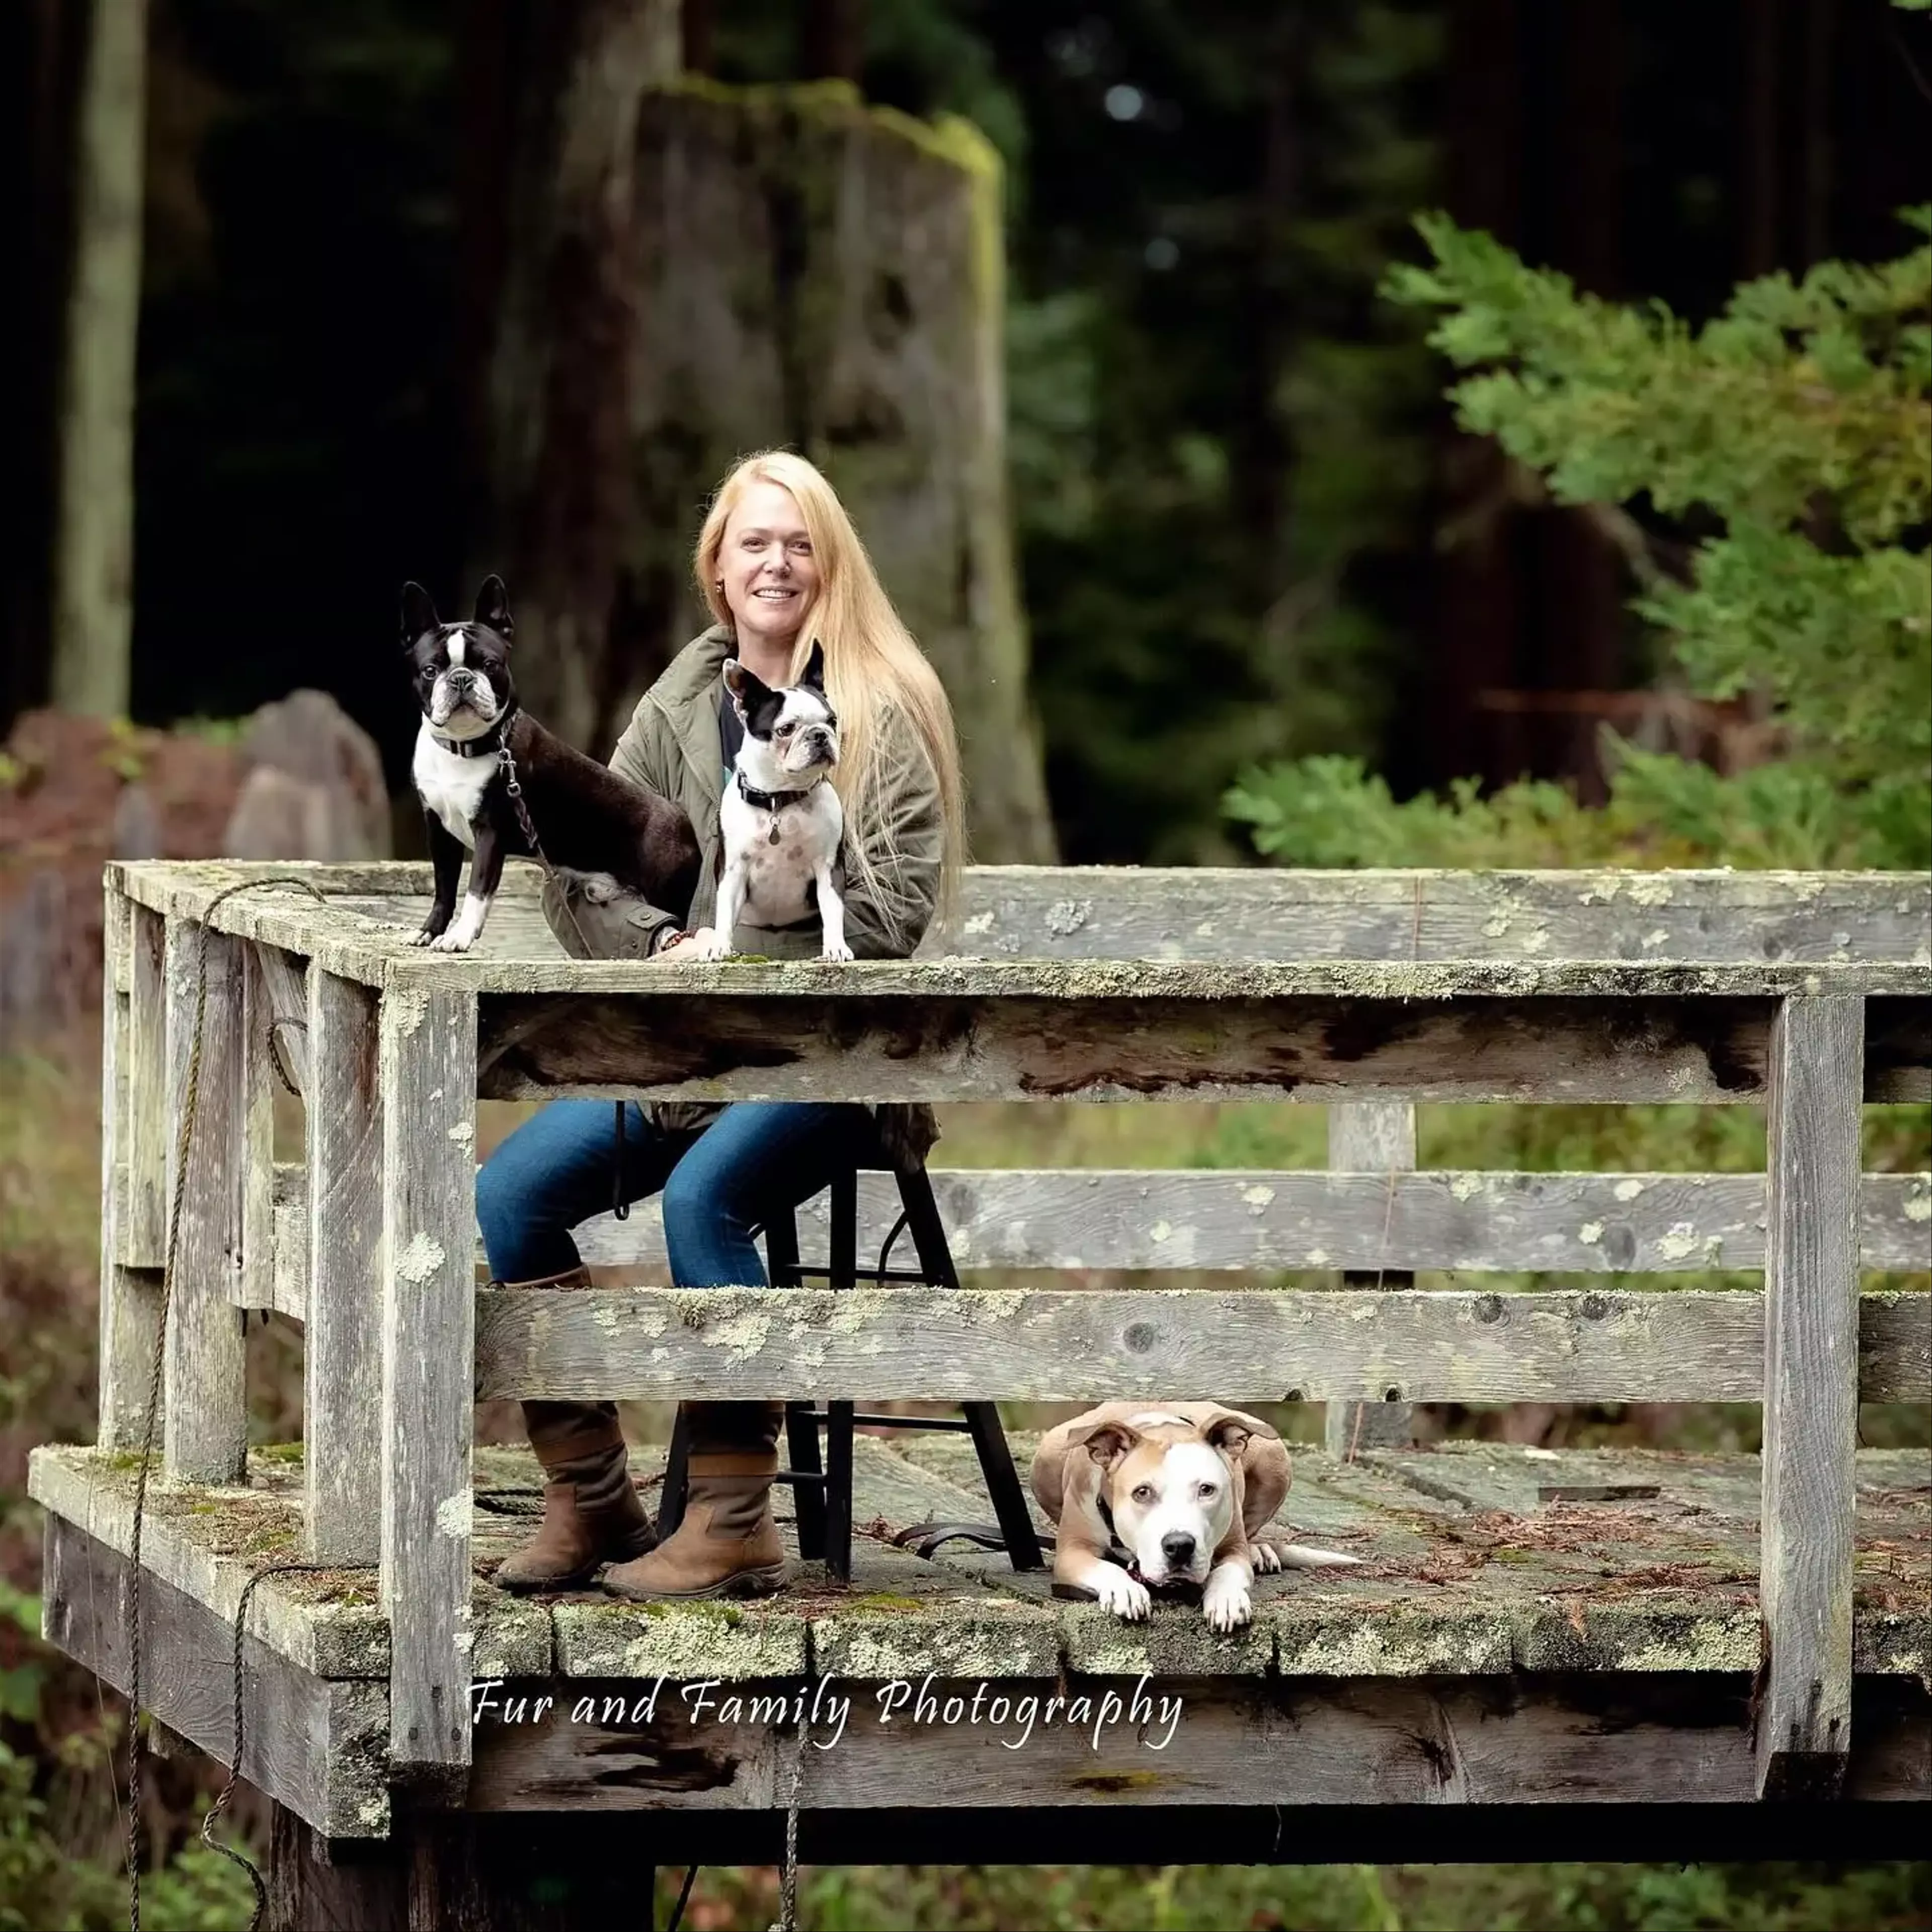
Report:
90,859,1930,1811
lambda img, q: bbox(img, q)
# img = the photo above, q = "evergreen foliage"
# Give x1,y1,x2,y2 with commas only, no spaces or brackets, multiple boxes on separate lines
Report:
1230,204,1932,870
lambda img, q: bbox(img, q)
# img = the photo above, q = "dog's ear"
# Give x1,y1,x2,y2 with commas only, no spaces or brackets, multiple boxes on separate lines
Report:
723,658,770,712
1199,1406,1276,1461
401,582,439,647
473,575,514,640
798,639,827,691
1068,1419,1142,1472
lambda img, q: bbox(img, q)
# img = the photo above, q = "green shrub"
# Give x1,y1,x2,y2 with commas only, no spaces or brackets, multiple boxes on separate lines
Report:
1228,200,1931,871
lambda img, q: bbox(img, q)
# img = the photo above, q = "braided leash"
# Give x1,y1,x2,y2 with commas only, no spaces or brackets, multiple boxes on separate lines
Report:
496,737,652,1220
124,876,330,1932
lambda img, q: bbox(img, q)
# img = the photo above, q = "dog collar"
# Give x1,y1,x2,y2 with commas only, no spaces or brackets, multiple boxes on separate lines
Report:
735,772,822,813
432,706,517,758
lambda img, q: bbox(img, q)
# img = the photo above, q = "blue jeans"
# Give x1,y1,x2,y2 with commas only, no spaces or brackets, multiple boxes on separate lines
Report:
477,1099,879,1457
477,1099,879,1289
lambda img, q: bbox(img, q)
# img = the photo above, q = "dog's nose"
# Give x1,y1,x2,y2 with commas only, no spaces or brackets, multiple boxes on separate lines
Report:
1160,1531,1196,1567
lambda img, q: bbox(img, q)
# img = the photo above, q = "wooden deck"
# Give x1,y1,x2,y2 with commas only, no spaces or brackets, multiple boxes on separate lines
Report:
31,1432,1931,1841
34,855,1931,1886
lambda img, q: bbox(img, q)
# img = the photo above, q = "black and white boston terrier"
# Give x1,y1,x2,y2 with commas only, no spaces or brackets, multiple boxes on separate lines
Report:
404,577,701,952
696,641,851,961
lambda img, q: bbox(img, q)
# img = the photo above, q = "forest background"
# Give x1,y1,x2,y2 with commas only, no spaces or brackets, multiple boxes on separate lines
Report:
1,2,1927,1927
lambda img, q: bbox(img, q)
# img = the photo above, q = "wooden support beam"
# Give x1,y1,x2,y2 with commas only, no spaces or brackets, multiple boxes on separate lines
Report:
267,1803,658,1931
1326,1103,1418,1457
1757,995,1864,1800
42,1517,387,1839
163,918,248,1483
571,1166,1932,1276
473,1284,1931,1406
305,971,384,1563
380,984,478,1792
472,987,1930,1106
460,1673,1931,1813
97,884,161,1450
269,1161,1932,1290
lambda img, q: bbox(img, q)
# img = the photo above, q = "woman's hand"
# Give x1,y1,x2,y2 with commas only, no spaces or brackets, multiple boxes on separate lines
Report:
650,927,714,961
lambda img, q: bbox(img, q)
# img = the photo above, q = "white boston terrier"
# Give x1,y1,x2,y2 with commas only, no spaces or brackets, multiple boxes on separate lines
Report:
697,641,852,962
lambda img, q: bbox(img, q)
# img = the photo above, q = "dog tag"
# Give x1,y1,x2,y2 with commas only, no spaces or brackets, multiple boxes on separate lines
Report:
769,822,781,844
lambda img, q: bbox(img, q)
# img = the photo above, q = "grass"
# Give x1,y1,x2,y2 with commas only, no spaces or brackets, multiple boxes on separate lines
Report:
4,1028,1928,1930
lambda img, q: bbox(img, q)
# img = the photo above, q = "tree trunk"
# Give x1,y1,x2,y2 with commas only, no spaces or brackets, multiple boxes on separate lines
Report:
803,0,866,83
472,68,1057,862
50,0,145,718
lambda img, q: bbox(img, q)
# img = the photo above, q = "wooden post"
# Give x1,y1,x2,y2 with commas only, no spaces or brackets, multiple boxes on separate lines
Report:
1757,994,1864,1799
162,917,249,1483
305,970,383,1563
121,898,168,1266
1324,1102,1418,1456
380,982,478,1792
97,882,160,1450
238,943,280,1310
268,1802,405,1932
268,1800,650,1931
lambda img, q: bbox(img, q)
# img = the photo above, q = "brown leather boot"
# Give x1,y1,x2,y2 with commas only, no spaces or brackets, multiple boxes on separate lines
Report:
601,1402,785,1602
493,1270,657,1593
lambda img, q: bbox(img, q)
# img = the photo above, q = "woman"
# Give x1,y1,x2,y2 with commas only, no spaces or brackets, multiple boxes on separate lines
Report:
476,449,967,1602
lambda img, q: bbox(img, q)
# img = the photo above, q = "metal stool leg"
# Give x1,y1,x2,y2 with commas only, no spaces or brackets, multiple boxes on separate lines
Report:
823,1400,855,1581
766,1208,828,1560
784,1401,826,1557
829,1169,857,1289
821,1171,859,1578
896,1166,1044,1571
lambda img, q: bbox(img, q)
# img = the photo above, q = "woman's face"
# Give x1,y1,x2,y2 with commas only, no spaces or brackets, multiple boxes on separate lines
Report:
716,480,820,653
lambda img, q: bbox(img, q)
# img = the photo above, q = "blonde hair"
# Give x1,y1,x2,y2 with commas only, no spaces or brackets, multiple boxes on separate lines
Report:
695,449,967,930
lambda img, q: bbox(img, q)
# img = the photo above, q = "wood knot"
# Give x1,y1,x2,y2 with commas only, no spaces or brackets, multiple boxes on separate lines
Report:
1123,1321,1157,1354
1474,1294,1504,1324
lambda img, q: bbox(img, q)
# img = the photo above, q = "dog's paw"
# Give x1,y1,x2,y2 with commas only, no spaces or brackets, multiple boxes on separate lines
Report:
408,928,437,948
821,938,854,963
690,927,730,961
1202,1569,1253,1634
1091,1567,1152,1623
1251,1540,1283,1576
429,931,473,953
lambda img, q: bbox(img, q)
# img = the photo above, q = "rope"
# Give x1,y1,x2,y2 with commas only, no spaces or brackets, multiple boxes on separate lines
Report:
767,1708,811,1932
123,876,328,1932
202,1562,332,1930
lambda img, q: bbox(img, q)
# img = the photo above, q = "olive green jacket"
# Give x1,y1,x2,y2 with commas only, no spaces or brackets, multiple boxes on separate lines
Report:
542,624,944,1162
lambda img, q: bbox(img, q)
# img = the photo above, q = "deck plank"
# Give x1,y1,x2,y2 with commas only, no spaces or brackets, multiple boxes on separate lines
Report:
29,1439,1928,1690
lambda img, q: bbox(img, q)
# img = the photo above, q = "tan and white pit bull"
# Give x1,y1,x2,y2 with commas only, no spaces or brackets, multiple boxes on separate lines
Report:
1031,1402,1359,1633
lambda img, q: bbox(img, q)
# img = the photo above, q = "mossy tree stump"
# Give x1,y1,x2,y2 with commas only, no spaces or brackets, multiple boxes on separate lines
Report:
475,69,1055,861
